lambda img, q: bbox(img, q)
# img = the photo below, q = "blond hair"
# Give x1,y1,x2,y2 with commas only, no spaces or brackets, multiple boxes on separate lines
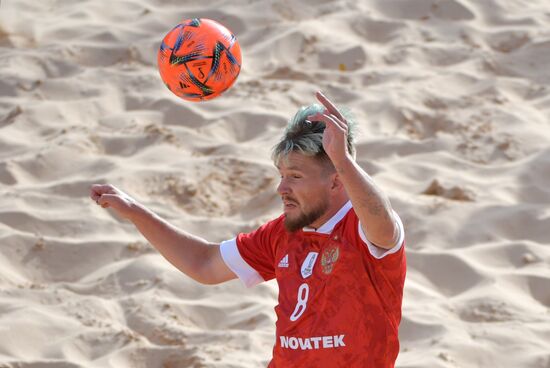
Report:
272,103,356,168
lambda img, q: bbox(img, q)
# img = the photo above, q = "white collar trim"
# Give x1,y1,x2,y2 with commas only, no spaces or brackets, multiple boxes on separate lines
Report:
302,200,352,234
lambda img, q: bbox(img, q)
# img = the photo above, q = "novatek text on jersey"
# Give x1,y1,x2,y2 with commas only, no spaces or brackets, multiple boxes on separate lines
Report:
279,335,346,350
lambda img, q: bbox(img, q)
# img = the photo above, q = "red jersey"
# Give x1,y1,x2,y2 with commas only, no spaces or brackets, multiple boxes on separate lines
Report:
220,201,406,367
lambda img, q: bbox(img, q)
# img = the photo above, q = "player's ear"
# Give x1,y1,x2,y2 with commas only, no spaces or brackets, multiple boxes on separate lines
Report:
330,172,343,191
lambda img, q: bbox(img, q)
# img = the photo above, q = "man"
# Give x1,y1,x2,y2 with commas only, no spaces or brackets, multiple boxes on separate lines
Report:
90,91,406,367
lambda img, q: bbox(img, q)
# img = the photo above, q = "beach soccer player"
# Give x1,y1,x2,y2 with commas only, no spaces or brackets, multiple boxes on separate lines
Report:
90,91,406,367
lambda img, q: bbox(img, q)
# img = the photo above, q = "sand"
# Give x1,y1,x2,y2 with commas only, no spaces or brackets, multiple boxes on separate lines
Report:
0,0,549,367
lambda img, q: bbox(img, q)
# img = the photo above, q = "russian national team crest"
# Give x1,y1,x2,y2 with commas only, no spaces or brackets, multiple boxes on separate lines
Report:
321,245,340,274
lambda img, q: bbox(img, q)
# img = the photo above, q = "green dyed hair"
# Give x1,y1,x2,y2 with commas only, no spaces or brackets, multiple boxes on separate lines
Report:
272,103,356,169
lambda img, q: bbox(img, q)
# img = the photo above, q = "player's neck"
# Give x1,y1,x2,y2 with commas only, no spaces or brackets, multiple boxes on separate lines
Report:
307,196,349,231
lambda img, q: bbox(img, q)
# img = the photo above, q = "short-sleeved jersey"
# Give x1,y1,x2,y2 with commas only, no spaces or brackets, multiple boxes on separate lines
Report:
220,201,406,367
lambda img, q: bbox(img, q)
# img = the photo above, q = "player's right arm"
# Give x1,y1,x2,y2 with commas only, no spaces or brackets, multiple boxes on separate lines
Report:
89,184,237,285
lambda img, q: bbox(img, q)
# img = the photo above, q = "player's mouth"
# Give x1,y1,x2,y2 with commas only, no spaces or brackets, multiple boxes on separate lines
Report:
282,198,299,211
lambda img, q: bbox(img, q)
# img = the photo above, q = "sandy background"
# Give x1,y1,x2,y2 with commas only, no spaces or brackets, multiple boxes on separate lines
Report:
1,0,549,367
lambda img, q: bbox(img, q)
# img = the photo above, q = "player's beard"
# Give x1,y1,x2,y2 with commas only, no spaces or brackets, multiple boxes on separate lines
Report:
284,197,330,233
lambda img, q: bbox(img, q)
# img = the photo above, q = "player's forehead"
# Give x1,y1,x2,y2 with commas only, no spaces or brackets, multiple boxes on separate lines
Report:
275,152,320,172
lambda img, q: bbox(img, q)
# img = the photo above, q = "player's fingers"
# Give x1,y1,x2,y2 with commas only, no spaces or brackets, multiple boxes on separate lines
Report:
91,192,100,202
96,193,122,209
90,186,102,202
315,91,345,122
322,109,348,129
308,113,346,132
90,184,117,200
308,112,335,128
324,113,347,131
91,184,117,193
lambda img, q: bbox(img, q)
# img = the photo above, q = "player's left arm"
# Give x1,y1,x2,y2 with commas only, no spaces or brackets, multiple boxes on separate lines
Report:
308,91,399,249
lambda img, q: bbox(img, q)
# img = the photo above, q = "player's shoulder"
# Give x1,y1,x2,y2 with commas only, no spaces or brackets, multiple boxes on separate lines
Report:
256,214,287,237
265,213,285,228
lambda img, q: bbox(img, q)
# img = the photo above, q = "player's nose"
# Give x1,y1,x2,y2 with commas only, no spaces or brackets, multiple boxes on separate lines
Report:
277,178,291,196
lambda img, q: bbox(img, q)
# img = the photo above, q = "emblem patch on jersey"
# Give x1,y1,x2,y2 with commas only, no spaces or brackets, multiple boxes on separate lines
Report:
301,252,318,278
321,246,340,274
278,254,289,268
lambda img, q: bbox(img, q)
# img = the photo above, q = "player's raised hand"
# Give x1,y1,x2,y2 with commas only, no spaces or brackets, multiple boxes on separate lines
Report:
307,91,351,166
90,184,140,221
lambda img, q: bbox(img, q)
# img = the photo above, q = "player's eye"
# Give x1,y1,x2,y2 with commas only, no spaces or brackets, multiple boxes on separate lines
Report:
279,173,302,180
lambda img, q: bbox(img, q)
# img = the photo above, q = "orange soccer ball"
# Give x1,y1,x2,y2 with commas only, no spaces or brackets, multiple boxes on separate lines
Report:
157,18,242,102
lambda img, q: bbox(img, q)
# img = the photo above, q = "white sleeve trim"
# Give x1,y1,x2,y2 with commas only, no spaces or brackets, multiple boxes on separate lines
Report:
219,238,265,288
358,210,405,259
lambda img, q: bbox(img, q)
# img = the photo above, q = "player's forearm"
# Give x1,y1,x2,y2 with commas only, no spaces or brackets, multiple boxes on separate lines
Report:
129,203,215,283
333,156,397,247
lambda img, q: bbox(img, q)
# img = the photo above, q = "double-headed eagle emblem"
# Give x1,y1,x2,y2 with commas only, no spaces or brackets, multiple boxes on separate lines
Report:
321,246,340,274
